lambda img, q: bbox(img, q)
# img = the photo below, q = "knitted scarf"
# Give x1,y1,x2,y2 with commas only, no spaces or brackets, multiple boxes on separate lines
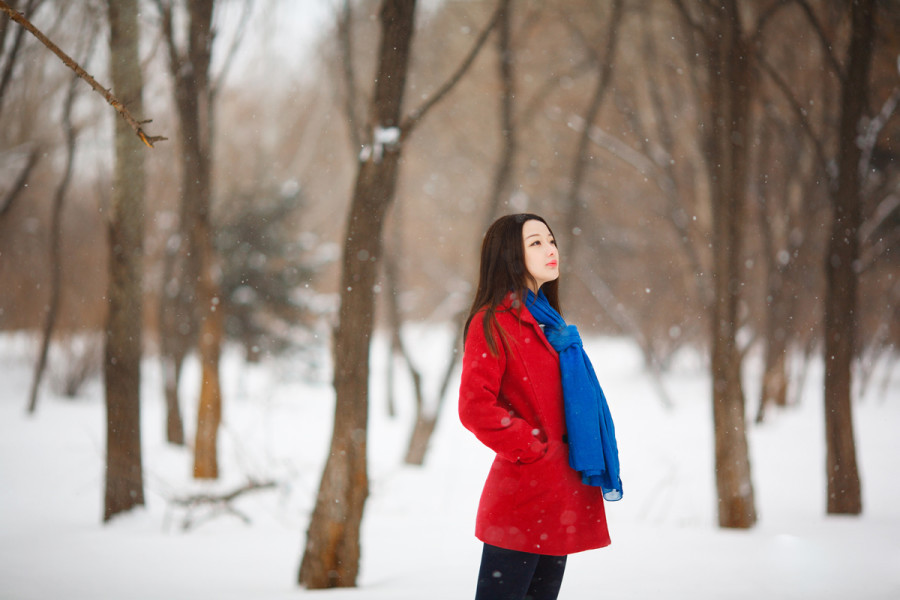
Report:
527,289,623,501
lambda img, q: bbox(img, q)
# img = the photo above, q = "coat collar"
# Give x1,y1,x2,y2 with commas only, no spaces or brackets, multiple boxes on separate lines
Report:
500,291,557,356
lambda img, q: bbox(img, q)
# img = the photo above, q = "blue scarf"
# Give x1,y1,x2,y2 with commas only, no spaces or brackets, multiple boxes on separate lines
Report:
527,289,623,501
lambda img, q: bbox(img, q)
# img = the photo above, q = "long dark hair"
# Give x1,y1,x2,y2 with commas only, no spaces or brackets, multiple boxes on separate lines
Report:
463,213,562,354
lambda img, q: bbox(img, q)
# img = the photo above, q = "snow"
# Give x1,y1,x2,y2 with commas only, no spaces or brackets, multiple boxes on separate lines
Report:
1,330,899,599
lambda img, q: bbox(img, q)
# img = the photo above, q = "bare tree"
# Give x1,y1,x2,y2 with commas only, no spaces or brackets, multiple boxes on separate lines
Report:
562,0,624,253
399,0,514,466
298,2,418,587
155,0,223,476
26,54,83,414
671,0,778,529
756,0,877,514
299,0,502,588
103,0,146,522
823,0,874,515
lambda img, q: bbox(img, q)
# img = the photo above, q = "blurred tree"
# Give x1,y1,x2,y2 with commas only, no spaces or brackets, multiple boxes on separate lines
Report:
155,0,224,475
398,0,513,466
671,0,780,529
750,103,822,422
103,0,146,522
0,0,42,219
753,0,886,514
822,0,874,515
26,53,83,414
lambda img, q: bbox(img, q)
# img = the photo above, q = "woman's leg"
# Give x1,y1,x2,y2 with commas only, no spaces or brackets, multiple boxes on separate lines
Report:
525,553,567,600
474,544,567,600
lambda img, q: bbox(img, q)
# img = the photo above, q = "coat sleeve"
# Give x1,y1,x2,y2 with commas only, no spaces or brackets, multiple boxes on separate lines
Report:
459,312,547,464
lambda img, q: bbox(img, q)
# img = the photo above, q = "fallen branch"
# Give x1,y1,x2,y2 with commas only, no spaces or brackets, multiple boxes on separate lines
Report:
0,0,166,147
169,479,277,531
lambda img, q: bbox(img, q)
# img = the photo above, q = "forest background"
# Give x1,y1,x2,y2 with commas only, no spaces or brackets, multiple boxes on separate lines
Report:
0,0,898,593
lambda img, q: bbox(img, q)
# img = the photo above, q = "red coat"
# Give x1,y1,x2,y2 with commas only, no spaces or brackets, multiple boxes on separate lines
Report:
459,295,611,555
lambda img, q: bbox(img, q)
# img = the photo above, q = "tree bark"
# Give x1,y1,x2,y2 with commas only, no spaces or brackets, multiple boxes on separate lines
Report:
298,0,417,589
823,0,873,516
103,0,145,522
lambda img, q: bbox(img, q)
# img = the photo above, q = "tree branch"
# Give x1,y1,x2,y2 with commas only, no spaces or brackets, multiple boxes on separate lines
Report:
0,0,165,147
748,0,792,46
170,479,277,530
757,52,831,182
400,0,504,138
791,0,844,84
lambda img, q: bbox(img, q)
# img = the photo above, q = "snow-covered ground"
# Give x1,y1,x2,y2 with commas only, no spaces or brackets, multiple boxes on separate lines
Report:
1,330,898,599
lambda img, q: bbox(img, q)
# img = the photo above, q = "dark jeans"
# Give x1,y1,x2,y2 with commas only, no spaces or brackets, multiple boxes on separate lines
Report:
474,543,568,600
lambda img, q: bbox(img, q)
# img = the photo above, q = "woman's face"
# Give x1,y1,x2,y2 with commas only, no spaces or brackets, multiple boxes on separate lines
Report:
522,219,559,291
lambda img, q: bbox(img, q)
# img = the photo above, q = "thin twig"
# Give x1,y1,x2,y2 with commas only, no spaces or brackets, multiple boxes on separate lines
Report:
0,0,165,147
171,479,277,507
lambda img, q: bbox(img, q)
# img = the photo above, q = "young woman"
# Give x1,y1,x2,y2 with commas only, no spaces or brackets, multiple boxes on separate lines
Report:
459,213,621,600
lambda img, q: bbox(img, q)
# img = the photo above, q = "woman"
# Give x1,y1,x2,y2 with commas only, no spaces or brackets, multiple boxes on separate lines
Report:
459,213,621,600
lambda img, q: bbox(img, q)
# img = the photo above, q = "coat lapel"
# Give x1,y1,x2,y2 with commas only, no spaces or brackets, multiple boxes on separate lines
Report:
503,292,558,357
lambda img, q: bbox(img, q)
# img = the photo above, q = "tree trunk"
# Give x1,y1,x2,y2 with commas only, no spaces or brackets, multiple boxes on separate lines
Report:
163,352,186,444
298,0,417,589
103,0,145,522
704,0,756,529
193,214,224,478
158,0,221,477
823,0,873,516
755,190,790,424
159,238,187,445
752,113,804,424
